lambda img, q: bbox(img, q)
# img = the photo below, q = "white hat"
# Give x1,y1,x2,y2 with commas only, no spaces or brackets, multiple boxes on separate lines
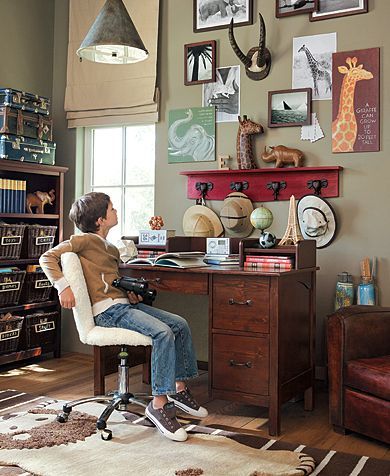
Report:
183,205,224,237
220,192,254,238
297,195,337,248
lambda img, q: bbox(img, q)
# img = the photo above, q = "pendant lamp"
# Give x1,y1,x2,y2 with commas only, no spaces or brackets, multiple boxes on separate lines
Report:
77,0,148,65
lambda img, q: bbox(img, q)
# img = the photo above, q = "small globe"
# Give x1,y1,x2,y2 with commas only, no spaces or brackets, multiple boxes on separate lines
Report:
250,206,273,232
259,232,277,249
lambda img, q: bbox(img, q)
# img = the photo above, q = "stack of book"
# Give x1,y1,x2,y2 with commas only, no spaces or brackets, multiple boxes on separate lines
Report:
136,250,166,259
0,178,26,213
243,255,294,271
203,254,240,266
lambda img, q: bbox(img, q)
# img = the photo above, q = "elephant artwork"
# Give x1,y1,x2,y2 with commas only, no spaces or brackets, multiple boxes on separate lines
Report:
168,107,216,163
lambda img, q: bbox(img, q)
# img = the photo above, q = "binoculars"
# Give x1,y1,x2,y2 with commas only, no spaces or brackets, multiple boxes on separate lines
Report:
112,276,157,305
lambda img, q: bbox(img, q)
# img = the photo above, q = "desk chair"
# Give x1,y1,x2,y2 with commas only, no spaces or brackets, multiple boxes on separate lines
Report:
57,252,152,440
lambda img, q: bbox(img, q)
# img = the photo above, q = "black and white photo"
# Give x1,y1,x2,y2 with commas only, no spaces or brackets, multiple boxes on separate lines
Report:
293,33,337,100
310,0,368,21
184,40,216,86
268,88,312,128
194,0,253,33
276,0,318,18
203,65,240,123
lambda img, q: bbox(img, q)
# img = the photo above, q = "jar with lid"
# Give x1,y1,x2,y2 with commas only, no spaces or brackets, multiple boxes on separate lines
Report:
335,272,354,311
357,276,376,305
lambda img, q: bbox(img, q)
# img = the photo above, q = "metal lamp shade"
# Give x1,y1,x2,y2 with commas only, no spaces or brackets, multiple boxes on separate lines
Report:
77,0,148,64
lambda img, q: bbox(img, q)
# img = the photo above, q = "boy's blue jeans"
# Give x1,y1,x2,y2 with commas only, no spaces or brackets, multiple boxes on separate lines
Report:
94,303,199,396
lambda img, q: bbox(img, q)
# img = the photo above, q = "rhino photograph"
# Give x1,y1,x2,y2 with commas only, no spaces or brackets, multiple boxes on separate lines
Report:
194,0,252,32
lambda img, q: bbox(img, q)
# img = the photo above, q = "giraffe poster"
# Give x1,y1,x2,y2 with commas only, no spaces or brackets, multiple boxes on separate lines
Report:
332,48,380,153
293,33,337,100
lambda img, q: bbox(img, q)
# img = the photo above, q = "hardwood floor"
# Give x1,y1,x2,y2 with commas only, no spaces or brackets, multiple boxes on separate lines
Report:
1,352,389,461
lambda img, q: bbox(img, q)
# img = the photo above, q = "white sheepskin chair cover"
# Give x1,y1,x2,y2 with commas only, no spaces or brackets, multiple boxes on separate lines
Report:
61,252,152,347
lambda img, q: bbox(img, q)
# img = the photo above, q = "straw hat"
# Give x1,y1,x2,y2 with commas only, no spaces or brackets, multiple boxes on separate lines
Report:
220,192,254,238
182,205,224,237
297,195,337,248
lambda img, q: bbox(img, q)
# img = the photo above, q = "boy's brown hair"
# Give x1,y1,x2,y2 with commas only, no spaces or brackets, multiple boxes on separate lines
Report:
69,192,110,233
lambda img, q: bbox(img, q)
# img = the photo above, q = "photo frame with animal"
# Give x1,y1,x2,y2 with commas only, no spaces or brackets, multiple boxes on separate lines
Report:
268,88,312,128
194,0,253,33
276,0,318,18
310,0,368,21
184,40,216,86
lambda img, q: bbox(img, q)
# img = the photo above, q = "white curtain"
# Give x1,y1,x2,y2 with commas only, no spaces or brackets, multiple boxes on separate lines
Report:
65,0,159,128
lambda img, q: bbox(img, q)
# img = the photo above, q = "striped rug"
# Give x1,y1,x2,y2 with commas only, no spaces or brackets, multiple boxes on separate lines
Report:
1,389,389,476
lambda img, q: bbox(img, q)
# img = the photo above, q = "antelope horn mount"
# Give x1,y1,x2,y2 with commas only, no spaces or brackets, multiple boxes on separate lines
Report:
229,13,271,81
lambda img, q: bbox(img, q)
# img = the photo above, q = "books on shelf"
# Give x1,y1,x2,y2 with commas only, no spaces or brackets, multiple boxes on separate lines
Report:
0,178,26,213
244,262,293,270
128,251,207,269
244,254,294,271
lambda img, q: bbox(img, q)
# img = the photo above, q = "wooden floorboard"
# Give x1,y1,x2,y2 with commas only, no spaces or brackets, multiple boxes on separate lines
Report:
1,352,389,461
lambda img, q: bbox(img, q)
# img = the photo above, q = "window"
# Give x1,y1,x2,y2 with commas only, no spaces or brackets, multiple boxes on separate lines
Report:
84,125,155,243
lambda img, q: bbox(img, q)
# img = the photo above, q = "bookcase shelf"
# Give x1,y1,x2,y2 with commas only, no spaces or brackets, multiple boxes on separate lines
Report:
0,213,59,219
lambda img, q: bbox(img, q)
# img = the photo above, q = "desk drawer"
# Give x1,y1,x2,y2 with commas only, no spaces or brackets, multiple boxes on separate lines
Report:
212,333,269,396
212,275,269,333
123,269,208,295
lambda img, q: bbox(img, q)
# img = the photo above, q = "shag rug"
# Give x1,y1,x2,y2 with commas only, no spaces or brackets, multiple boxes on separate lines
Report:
1,390,390,476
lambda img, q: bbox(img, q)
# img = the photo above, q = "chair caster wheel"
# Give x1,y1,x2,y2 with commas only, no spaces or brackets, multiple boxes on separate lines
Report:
101,429,112,441
57,413,69,423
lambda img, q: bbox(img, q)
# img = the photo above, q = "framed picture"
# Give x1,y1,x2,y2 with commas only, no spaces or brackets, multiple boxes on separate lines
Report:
268,88,312,128
276,0,318,18
193,0,253,33
310,0,368,21
184,40,216,86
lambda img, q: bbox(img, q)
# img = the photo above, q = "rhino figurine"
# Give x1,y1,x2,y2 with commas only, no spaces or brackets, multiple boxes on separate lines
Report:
261,145,304,168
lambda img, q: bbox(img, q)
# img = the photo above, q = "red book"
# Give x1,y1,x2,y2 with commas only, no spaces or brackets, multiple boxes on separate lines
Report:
245,256,294,264
244,262,293,270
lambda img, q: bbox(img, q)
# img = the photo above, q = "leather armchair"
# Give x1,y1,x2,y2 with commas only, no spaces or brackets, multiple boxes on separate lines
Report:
327,305,390,444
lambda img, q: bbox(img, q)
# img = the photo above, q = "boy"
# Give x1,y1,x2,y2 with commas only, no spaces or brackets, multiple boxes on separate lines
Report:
39,192,208,442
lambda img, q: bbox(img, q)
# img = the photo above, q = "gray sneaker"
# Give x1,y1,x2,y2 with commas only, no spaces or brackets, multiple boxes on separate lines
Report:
167,387,208,418
145,401,188,442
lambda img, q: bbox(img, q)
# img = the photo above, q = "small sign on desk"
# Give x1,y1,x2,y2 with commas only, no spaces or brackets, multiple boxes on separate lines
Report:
139,230,175,246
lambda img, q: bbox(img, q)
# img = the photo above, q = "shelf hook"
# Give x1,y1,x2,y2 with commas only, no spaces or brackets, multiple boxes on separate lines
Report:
195,181,213,205
307,179,328,196
230,181,248,192
266,181,286,200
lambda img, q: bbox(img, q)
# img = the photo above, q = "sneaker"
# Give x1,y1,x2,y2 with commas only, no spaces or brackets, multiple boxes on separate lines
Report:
167,387,208,418
145,401,188,442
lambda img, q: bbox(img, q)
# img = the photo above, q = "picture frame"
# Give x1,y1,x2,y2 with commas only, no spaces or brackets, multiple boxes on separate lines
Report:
193,0,253,33
275,0,318,18
184,40,216,86
310,0,368,22
268,88,312,128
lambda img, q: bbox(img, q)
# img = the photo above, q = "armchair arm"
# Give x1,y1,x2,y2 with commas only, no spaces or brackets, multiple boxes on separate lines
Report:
327,305,390,427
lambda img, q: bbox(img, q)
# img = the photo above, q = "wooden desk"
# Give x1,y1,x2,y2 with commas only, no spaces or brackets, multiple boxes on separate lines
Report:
119,264,316,436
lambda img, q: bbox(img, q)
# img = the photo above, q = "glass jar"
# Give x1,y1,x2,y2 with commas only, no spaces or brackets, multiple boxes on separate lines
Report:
335,272,354,311
357,276,376,305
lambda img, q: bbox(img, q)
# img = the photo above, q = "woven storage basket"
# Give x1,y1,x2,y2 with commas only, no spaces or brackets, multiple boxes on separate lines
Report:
0,224,26,260
0,316,24,355
21,271,53,303
24,311,58,351
0,270,26,305
26,225,57,258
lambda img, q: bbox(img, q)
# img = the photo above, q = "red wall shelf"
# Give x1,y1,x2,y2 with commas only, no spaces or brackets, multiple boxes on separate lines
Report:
180,166,343,202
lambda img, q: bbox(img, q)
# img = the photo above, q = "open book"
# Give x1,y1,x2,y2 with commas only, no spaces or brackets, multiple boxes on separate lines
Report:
127,251,208,269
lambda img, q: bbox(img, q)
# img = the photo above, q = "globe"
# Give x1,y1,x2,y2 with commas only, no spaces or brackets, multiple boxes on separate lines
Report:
250,206,273,232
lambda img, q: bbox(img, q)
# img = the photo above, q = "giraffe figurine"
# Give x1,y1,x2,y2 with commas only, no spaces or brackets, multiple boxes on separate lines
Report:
298,44,332,97
236,115,264,169
332,57,373,153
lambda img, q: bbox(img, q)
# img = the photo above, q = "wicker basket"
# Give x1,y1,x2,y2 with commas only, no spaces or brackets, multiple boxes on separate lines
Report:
24,311,58,351
0,270,26,305
0,316,24,355
25,225,57,258
21,271,53,303
0,224,26,260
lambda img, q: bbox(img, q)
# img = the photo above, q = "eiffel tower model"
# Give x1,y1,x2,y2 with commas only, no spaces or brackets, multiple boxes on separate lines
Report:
279,195,304,246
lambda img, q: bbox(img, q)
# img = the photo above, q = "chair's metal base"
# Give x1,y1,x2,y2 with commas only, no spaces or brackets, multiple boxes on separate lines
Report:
56,347,152,440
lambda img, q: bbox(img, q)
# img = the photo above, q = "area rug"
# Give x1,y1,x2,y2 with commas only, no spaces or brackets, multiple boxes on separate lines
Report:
1,390,390,476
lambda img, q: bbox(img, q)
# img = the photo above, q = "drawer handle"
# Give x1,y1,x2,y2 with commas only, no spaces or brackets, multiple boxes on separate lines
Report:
229,359,252,368
228,298,252,306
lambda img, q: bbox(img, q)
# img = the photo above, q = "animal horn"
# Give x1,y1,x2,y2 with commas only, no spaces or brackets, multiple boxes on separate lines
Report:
228,18,251,68
257,13,266,68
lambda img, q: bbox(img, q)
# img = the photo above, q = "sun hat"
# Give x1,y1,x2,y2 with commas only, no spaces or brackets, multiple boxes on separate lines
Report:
219,192,254,238
297,195,337,248
182,205,224,237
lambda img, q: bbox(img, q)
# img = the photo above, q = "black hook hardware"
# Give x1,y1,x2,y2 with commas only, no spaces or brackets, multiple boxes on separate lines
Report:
230,181,248,192
266,181,286,200
307,179,328,196
195,182,213,205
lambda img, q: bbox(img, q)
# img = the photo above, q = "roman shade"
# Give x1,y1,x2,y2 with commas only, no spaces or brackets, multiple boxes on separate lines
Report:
65,0,159,128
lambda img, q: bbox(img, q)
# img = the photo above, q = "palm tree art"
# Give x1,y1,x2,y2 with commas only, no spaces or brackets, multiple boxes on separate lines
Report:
187,43,213,82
